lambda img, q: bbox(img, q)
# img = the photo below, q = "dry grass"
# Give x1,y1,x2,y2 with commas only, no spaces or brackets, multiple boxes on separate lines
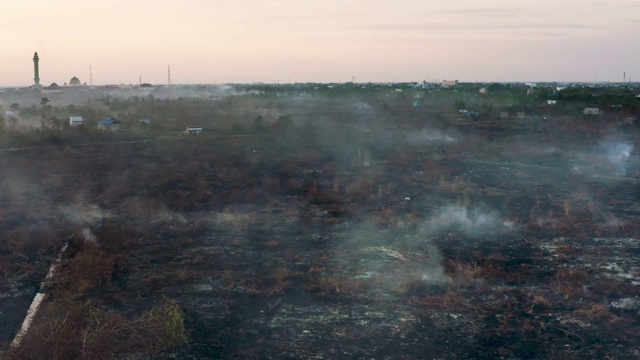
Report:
409,290,470,312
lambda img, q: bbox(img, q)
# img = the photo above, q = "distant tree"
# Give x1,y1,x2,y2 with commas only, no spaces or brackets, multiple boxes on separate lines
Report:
300,120,318,146
273,114,293,132
252,115,266,132
480,103,498,119
488,83,505,92
534,87,554,100
48,117,61,129
231,124,246,134
453,100,467,110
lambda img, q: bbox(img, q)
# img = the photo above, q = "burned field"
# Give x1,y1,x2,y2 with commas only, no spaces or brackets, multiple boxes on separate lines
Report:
1,113,640,359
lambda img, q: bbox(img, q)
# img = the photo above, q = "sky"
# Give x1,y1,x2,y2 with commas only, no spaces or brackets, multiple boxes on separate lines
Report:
1,0,639,86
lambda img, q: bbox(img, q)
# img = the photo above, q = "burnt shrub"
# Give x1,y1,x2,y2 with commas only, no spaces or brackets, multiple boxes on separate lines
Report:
10,298,187,359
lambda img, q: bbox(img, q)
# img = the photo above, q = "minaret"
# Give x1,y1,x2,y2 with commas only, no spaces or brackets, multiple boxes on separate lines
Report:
33,52,41,90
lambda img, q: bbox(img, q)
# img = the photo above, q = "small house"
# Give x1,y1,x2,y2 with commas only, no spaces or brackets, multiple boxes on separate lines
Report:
138,119,151,127
97,118,120,131
582,106,603,115
69,116,83,126
184,127,203,135
501,106,534,119
458,109,479,120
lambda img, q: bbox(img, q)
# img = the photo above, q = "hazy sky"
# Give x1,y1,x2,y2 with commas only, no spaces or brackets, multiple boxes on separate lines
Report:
2,0,639,86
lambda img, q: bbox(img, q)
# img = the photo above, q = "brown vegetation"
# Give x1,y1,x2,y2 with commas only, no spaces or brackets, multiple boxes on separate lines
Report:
0,91,639,359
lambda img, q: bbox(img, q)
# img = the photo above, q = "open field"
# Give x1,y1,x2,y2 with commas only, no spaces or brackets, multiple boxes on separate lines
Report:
1,85,640,359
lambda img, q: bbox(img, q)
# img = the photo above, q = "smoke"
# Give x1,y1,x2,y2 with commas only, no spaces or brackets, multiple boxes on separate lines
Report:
417,253,449,285
406,128,457,145
337,220,450,290
59,201,108,225
424,205,515,237
332,205,515,292
81,228,97,245
58,200,109,244
0,174,50,209
571,137,635,176
212,207,259,229
601,140,633,175
5,117,43,132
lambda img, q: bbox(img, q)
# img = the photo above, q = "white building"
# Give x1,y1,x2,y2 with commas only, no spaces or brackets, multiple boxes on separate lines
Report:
582,106,603,115
184,127,203,135
69,116,84,126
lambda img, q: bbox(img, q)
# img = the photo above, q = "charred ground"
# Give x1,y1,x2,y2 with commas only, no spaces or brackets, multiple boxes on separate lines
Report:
1,83,640,359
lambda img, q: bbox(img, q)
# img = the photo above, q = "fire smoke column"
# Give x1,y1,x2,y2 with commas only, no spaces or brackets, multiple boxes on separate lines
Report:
33,52,41,90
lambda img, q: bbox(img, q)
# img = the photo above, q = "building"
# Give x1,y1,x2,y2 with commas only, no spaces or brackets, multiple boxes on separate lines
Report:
458,109,479,120
138,119,151,127
500,106,534,119
5,110,19,118
184,127,203,135
69,116,84,126
97,118,120,131
442,80,458,87
69,76,81,86
43,83,62,94
140,83,155,91
583,106,603,115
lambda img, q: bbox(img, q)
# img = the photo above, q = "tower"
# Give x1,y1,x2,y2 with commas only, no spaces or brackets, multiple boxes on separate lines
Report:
168,65,171,87
33,52,41,90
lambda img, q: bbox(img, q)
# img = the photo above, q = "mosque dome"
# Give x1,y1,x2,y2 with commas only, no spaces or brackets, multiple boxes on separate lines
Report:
69,76,81,86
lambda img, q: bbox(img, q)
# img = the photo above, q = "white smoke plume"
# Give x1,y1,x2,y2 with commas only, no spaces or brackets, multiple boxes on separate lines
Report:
406,128,457,145
424,205,515,237
571,138,635,176
601,140,633,175
59,201,108,225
